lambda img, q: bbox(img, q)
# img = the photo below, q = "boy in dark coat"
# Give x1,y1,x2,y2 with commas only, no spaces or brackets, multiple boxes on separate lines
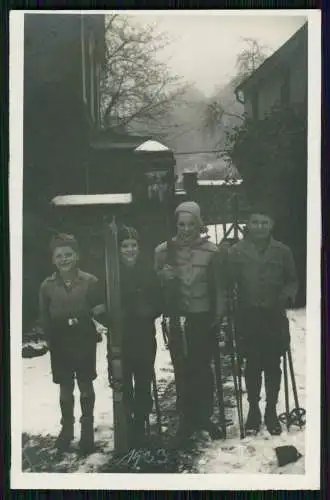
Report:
227,206,298,435
108,226,162,447
39,233,105,454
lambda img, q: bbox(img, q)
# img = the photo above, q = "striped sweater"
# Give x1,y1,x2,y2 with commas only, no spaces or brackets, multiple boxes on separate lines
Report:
154,236,226,316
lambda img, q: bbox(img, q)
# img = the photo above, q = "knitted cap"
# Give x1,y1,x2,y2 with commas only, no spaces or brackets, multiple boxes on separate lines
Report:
175,201,203,226
117,225,139,244
50,233,79,253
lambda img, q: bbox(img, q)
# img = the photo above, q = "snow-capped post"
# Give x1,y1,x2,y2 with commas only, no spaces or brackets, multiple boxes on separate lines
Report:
51,193,133,455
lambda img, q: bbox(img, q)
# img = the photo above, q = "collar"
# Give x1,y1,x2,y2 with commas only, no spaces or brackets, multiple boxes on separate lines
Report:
52,268,82,284
244,235,276,257
173,234,210,249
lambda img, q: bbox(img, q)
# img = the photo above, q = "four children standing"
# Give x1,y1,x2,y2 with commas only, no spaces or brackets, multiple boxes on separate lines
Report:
38,201,298,453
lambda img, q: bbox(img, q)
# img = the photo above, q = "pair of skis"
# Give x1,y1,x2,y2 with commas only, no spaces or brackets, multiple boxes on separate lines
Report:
104,217,162,455
211,284,245,440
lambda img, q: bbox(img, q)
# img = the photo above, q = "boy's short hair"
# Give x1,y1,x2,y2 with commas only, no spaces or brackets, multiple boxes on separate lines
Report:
247,203,275,221
118,225,139,245
50,233,79,254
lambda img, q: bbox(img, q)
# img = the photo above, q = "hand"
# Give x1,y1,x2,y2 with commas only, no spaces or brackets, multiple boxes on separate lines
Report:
161,264,177,281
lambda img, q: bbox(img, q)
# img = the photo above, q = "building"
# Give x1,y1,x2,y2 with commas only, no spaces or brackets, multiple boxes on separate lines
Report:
235,22,307,119
23,13,105,332
233,22,308,306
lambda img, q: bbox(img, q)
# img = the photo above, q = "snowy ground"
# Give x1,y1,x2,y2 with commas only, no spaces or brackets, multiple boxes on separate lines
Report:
22,310,306,474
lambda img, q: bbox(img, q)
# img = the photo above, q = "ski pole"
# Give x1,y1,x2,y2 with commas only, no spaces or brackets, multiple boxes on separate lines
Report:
152,370,162,436
287,346,306,428
236,354,245,439
282,351,291,431
212,333,227,438
228,336,245,439
287,346,300,412
161,315,169,349
227,296,245,439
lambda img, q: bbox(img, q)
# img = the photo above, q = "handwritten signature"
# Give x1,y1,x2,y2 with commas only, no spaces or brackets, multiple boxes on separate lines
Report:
115,448,169,470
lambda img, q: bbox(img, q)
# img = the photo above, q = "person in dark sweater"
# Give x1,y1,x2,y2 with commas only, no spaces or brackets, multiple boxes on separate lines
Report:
39,233,105,454
107,226,162,447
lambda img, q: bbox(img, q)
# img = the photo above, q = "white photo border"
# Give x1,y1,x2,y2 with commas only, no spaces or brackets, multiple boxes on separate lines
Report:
9,8,321,490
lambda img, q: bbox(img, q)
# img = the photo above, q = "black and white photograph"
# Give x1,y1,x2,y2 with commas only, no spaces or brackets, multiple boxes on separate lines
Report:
9,9,321,490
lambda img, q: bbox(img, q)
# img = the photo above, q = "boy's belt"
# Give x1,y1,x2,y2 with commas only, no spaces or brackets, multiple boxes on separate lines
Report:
67,317,79,326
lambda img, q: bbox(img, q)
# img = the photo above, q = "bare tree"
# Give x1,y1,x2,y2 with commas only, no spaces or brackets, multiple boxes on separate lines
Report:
203,38,270,138
101,14,188,132
231,37,270,88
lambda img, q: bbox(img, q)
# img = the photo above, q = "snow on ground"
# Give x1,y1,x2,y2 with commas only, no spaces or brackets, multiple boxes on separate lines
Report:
22,318,174,472
195,309,306,474
22,311,306,474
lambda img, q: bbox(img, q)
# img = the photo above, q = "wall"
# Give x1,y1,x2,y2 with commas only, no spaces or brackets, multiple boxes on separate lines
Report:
22,14,104,333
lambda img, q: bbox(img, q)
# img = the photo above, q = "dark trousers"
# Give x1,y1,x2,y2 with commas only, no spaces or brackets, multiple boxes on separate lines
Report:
122,317,157,420
237,307,289,407
169,312,214,426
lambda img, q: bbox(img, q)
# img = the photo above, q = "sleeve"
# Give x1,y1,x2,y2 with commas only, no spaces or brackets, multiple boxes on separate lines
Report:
38,281,51,340
88,277,107,321
87,276,103,308
209,249,227,318
281,247,299,305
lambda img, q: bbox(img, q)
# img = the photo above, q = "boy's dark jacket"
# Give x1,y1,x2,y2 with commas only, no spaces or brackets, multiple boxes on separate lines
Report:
120,256,163,320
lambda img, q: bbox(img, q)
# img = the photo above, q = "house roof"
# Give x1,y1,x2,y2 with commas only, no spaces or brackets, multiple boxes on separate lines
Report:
134,140,171,153
235,22,307,96
89,130,151,150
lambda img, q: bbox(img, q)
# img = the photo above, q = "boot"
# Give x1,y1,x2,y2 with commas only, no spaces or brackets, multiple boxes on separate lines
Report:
55,397,74,451
132,414,147,449
245,403,262,434
264,404,282,436
244,360,262,434
80,417,95,454
174,416,195,443
264,362,282,436
202,419,224,440
79,395,95,454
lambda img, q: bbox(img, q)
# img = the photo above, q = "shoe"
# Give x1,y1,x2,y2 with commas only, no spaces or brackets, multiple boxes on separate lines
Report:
245,403,262,434
175,419,195,443
79,419,95,455
203,420,224,440
132,415,148,449
264,405,282,436
55,423,74,451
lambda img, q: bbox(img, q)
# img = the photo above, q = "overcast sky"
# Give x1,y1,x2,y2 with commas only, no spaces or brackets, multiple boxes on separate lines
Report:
128,12,307,96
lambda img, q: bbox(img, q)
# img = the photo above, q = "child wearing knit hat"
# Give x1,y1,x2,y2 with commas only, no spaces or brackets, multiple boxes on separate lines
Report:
110,225,162,448
154,201,227,442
